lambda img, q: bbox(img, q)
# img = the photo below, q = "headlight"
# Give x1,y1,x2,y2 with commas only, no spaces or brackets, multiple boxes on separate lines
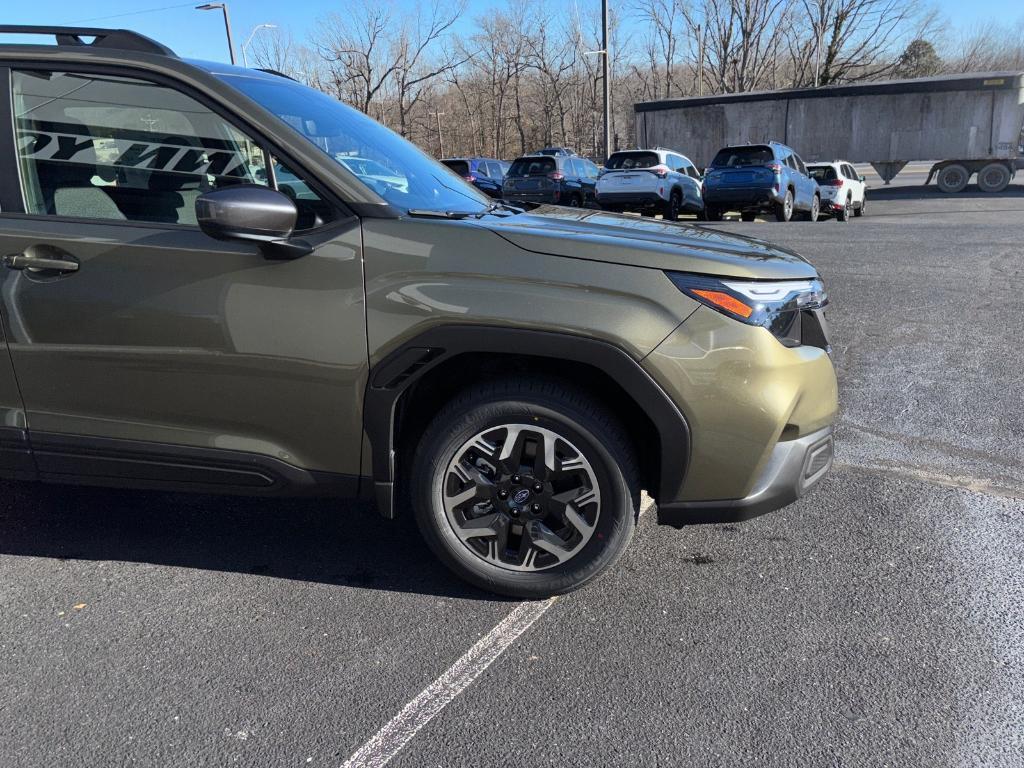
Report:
666,272,828,347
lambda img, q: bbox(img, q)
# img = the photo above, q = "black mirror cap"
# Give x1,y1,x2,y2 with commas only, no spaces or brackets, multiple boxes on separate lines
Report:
196,185,298,243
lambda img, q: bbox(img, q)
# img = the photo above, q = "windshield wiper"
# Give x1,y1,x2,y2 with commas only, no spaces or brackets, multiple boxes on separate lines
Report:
406,209,477,219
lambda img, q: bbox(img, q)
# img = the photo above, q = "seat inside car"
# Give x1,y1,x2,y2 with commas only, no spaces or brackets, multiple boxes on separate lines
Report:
30,118,126,220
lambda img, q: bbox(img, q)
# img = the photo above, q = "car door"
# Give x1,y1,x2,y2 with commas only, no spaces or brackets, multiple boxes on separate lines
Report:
0,319,33,480
674,156,701,209
791,153,815,210
844,164,864,204
0,65,367,491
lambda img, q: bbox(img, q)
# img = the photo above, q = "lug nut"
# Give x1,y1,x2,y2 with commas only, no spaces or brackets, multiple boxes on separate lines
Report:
512,474,521,484
498,489,509,500
509,508,520,518
533,482,543,493
531,503,542,514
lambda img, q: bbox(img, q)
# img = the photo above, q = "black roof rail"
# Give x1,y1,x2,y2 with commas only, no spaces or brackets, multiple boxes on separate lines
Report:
0,26,176,56
256,68,297,81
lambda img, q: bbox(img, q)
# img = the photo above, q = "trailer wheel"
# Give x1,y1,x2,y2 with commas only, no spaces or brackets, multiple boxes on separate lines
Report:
977,163,1011,193
936,164,970,194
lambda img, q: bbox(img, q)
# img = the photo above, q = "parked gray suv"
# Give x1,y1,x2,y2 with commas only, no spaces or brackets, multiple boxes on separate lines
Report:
0,27,837,597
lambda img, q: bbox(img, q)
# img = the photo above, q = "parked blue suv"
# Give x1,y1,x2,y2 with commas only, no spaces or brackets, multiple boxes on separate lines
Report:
702,142,820,222
441,157,510,199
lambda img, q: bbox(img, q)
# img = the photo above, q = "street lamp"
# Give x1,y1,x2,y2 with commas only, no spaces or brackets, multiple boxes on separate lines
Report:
583,0,611,161
241,23,277,67
196,3,237,65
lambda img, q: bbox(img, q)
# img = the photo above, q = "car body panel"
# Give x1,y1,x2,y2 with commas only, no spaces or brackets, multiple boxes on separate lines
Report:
642,306,838,501
360,215,698,369
474,206,818,280
0,215,368,476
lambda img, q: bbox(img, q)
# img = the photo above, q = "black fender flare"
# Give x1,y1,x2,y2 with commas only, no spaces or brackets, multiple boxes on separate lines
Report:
363,325,691,518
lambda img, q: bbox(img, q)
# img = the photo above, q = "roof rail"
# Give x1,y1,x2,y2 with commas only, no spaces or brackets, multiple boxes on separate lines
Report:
256,68,297,81
0,26,176,56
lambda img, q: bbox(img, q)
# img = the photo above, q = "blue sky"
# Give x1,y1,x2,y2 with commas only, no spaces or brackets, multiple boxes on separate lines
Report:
6,0,1023,63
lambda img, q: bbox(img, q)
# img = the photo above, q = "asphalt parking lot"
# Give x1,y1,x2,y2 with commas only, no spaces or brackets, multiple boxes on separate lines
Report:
2,176,1022,767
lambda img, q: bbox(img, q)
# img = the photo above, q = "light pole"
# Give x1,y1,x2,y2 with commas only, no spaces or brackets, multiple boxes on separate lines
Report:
241,23,276,67
582,0,611,161
196,3,237,65
435,110,445,158
602,0,611,160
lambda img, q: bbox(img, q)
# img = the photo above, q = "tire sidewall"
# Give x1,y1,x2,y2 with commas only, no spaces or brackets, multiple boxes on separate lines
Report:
412,395,636,598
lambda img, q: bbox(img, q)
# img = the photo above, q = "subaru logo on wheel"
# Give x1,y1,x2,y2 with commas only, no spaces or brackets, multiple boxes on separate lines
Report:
512,488,532,505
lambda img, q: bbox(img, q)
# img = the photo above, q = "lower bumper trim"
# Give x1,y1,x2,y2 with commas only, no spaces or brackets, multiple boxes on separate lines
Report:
656,425,834,527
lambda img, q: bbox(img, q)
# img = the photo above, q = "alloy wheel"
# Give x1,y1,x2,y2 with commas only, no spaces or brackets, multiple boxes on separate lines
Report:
441,424,601,572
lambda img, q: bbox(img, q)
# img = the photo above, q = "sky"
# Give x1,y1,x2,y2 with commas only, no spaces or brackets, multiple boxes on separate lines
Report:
6,0,1023,64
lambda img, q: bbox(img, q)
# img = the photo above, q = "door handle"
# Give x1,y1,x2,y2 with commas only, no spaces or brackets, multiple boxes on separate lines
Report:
3,253,80,274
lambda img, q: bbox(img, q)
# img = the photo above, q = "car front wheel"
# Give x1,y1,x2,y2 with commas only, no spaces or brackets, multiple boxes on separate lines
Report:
411,379,639,598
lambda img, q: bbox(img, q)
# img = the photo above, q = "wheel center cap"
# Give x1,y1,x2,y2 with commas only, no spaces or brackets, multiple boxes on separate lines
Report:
511,488,532,506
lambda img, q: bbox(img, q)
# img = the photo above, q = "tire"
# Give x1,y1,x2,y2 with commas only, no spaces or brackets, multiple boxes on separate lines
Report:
854,193,866,217
774,189,794,222
804,194,820,222
702,206,723,222
567,194,582,208
411,378,639,598
740,211,756,222
977,162,1011,193
936,164,969,194
837,195,851,222
663,190,682,221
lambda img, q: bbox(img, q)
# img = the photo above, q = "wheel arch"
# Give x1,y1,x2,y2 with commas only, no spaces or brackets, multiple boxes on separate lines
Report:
364,325,691,519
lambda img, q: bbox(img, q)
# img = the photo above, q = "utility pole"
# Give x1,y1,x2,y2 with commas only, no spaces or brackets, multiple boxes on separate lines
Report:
435,110,445,158
697,24,704,97
196,3,237,65
601,0,611,161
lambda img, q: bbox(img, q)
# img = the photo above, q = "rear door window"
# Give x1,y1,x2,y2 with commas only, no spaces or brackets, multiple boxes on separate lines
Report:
441,159,470,177
605,151,660,170
508,157,556,177
710,146,774,168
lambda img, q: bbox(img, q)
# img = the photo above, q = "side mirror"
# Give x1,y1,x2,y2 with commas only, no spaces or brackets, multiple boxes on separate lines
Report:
196,185,311,259
859,175,866,182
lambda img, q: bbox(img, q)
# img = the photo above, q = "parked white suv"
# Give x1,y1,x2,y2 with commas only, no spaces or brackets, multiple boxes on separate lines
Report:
596,148,703,221
807,161,866,221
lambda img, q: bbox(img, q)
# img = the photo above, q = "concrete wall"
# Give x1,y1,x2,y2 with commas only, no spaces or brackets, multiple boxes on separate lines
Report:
636,86,1024,168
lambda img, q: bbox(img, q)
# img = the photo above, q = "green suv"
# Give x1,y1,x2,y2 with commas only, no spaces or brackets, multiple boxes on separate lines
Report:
0,27,838,597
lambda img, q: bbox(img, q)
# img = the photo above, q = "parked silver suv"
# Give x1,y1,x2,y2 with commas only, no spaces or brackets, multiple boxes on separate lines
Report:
596,148,704,220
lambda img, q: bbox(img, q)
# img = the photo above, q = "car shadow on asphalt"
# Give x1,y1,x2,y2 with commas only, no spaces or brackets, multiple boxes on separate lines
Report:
0,480,506,601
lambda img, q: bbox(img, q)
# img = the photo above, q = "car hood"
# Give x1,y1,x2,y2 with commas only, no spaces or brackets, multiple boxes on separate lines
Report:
477,206,818,280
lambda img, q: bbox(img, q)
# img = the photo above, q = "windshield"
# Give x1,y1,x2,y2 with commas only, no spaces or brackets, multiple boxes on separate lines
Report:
508,157,556,177
606,152,660,170
218,73,489,213
710,146,774,168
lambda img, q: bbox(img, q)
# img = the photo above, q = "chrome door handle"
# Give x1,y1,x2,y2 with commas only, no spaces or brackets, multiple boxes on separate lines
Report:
3,253,80,274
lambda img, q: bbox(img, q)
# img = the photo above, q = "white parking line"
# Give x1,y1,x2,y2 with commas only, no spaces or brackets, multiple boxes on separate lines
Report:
340,597,558,768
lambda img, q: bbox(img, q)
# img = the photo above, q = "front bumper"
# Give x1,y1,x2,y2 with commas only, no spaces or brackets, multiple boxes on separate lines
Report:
642,305,838,520
656,425,834,525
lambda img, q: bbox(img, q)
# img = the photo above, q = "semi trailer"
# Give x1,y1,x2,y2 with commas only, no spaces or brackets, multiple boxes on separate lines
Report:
634,71,1024,193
